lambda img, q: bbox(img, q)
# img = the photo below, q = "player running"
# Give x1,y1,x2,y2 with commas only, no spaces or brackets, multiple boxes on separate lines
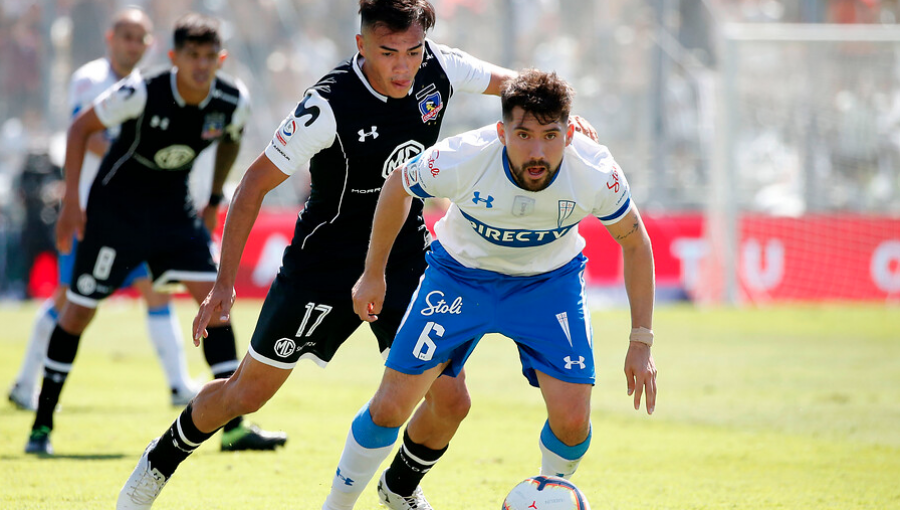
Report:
117,1,518,509
324,69,658,508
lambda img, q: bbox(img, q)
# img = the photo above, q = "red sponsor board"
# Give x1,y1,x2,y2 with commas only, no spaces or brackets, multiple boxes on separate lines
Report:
221,211,899,302
28,211,900,302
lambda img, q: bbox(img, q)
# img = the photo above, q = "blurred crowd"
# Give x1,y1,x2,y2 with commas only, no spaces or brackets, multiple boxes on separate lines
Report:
1,0,899,298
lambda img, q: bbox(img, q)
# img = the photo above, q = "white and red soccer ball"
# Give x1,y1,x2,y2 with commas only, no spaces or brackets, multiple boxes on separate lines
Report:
502,475,591,510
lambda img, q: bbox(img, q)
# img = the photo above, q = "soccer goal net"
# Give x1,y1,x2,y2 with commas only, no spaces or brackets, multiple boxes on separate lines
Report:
697,23,900,304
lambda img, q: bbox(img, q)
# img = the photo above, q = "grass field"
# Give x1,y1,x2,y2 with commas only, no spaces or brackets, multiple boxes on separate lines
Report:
1,299,899,509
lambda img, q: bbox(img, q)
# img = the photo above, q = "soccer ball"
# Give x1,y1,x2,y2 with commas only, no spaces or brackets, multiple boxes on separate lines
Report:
502,475,591,510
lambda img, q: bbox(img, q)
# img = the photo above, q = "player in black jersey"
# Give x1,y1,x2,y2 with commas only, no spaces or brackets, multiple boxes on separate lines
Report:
118,2,516,509
25,13,287,458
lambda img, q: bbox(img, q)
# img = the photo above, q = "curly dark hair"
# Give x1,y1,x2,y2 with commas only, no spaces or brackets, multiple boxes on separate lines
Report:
501,69,574,125
173,13,221,50
359,0,436,33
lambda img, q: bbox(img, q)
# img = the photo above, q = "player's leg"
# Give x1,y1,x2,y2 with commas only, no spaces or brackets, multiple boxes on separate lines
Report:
117,354,291,510
25,226,136,455
535,370,593,479
8,287,64,410
9,243,78,410
323,364,446,510
26,297,97,455
502,253,595,479
181,278,286,450
130,270,197,405
378,370,471,504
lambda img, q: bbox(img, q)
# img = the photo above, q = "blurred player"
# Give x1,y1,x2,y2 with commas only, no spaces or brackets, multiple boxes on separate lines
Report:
117,1,518,509
25,13,286,456
325,69,657,508
7,8,200,413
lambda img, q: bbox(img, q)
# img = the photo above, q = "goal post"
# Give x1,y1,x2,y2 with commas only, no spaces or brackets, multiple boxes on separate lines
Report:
699,22,900,305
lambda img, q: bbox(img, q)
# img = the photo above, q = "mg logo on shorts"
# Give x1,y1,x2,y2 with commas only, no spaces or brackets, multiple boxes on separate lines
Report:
564,356,585,370
273,338,297,358
76,274,96,295
383,140,425,178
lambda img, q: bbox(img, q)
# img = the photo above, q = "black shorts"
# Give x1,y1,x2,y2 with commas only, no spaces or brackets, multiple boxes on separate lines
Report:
248,252,427,369
67,209,216,308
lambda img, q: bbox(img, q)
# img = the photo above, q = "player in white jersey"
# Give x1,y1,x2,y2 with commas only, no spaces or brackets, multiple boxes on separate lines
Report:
8,8,198,413
324,70,658,508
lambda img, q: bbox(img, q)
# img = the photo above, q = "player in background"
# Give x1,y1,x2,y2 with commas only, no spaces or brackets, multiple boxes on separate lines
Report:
117,1,519,509
7,8,200,413
24,13,287,456
324,69,658,508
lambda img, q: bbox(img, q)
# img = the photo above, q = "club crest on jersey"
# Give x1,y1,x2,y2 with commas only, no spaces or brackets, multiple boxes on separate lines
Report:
558,200,576,228
276,120,296,146
416,84,443,123
201,113,225,140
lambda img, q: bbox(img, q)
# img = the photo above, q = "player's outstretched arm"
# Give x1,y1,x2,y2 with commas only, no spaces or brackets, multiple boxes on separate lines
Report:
56,107,106,254
605,205,658,414
352,169,413,322
193,153,287,342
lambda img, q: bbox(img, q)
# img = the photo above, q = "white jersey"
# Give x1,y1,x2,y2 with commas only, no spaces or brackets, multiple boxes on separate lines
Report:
400,125,633,276
264,39,494,175
67,58,132,206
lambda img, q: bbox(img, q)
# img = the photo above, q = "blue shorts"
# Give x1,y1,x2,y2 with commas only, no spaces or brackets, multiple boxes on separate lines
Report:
59,237,151,288
386,241,595,387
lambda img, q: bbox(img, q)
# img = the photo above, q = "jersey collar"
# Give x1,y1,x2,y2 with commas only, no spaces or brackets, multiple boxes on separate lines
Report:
170,68,216,108
502,147,563,191
352,53,415,103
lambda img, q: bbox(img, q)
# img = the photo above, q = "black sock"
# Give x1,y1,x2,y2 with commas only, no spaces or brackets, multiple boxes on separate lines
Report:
32,326,81,431
201,325,243,432
384,429,448,497
147,403,216,478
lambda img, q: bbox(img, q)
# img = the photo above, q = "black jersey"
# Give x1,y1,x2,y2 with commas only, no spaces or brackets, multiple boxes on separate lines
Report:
263,40,492,287
90,68,249,222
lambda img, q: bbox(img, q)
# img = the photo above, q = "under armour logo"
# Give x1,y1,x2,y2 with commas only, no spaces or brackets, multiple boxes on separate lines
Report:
564,355,585,369
358,126,379,142
336,468,354,486
472,191,494,208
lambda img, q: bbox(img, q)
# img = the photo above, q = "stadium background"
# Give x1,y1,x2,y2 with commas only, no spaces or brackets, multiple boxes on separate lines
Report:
0,0,898,305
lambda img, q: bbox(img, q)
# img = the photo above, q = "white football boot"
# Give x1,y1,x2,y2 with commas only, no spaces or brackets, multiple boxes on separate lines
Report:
377,470,433,510
117,439,169,509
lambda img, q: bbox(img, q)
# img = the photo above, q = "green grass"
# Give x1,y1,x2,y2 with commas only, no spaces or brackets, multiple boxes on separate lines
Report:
1,300,899,509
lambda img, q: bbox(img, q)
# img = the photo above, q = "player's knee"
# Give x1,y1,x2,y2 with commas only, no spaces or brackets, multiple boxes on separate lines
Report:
367,398,409,429
551,410,591,446
430,385,471,423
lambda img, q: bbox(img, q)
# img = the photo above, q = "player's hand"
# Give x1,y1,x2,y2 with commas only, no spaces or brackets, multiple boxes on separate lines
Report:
624,341,657,414
192,282,236,346
55,199,85,255
570,115,599,143
200,205,219,234
352,272,387,323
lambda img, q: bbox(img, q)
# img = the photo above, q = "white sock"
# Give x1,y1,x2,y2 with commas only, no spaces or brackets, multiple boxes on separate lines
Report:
13,299,56,393
146,304,194,392
539,421,591,479
323,407,398,510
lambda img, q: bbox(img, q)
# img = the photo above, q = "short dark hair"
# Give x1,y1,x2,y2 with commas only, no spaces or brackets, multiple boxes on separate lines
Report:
359,0,436,33
501,69,574,125
173,13,221,50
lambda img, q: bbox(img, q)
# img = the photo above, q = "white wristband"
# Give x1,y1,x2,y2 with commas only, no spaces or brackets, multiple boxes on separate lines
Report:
629,327,653,347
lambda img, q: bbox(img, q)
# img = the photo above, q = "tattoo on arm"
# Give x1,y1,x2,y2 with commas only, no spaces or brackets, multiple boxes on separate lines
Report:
615,222,640,241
